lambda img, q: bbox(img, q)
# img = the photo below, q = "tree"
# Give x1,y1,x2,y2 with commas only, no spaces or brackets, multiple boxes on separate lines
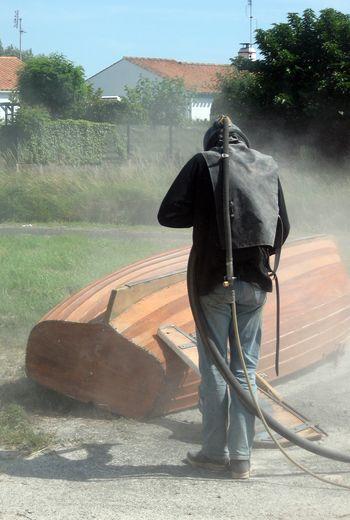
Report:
122,77,190,125
254,8,350,125
0,38,33,61
17,53,92,118
216,9,350,157
212,69,259,126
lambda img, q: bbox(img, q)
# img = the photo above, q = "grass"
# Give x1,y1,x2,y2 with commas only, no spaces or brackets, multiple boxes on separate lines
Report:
0,232,190,348
0,156,186,225
0,403,53,453
0,164,165,225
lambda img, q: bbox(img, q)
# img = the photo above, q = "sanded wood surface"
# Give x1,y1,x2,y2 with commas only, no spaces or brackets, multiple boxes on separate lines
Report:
26,321,165,418
26,236,350,418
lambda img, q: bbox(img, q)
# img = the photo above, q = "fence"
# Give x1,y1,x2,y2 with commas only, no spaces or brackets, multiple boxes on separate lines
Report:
120,123,206,163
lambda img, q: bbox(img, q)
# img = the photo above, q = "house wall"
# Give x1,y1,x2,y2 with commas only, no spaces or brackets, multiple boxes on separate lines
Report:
0,91,11,121
87,59,159,97
191,95,213,121
0,91,10,102
88,59,215,121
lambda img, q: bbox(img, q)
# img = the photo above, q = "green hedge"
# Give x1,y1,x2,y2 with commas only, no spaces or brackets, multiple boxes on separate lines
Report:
0,115,126,165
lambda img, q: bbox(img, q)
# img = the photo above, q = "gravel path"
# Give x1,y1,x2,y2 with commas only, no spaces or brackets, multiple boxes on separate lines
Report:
1,345,350,519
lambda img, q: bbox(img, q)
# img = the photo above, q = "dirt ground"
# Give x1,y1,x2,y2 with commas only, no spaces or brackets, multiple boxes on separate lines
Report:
1,344,350,520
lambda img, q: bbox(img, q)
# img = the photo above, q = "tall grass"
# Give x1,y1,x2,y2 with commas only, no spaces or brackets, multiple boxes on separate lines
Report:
0,152,349,234
0,159,179,224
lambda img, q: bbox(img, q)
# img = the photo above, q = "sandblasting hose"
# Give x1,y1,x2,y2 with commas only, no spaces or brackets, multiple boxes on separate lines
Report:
187,250,350,489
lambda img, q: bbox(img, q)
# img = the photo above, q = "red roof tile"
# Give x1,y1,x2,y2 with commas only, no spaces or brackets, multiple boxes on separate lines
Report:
0,56,23,91
125,57,230,93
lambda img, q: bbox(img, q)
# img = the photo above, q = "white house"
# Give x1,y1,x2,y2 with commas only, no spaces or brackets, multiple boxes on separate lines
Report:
87,57,230,121
0,56,22,123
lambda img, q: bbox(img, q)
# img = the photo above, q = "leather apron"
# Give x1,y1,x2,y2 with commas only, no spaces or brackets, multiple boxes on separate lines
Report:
202,142,279,250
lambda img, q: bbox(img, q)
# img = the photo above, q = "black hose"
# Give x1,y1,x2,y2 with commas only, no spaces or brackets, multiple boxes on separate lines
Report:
187,247,350,464
222,119,234,286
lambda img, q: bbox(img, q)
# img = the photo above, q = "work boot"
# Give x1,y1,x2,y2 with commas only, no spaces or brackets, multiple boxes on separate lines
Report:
230,459,250,479
186,451,229,471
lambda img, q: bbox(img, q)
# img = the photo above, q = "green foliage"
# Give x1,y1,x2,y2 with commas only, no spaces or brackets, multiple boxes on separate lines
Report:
15,53,126,123
15,105,51,133
0,38,33,61
84,95,127,123
2,107,126,165
17,53,92,118
122,77,190,125
217,8,350,157
212,70,259,124
254,8,350,123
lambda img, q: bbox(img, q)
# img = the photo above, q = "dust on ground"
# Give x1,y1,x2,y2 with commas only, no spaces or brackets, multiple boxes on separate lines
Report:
1,344,350,519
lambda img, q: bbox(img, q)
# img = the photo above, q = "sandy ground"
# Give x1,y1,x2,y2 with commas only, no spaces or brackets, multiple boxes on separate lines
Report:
1,345,350,520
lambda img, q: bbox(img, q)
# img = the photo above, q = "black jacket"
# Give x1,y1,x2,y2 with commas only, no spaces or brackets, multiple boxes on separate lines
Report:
158,152,290,295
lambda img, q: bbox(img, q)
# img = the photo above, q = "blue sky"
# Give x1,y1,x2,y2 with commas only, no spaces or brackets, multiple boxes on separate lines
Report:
1,1,349,77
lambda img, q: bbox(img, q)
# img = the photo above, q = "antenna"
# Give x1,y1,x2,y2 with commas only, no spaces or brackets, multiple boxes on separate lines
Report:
248,0,253,49
14,10,19,29
13,10,26,60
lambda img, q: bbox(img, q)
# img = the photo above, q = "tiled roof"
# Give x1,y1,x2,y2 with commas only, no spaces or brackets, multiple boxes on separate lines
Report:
0,56,23,91
125,57,230,93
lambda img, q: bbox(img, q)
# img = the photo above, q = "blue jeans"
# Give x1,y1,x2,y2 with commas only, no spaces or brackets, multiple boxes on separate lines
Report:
196,280,267,461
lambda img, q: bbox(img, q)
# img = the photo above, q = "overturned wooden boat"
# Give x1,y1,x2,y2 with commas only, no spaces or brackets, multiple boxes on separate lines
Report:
26,235,350,435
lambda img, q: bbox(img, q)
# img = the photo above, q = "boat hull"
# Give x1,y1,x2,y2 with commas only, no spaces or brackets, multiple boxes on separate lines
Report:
26,236,350,418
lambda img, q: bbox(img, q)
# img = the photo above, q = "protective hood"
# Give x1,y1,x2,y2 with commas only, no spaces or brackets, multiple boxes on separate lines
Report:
203,118,250,151
202,142,279,250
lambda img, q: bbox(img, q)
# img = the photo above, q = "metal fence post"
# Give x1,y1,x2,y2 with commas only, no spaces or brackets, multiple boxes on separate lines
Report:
169,125,173,157
127,124,131,159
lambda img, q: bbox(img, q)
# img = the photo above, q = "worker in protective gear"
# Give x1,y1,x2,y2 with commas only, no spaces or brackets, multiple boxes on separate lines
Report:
157,116,290,479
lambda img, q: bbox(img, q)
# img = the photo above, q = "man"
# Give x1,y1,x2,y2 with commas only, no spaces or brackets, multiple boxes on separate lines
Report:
158,116,290,479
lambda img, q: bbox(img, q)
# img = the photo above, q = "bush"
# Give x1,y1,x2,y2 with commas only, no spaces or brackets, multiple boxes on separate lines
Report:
17,53,91,118
1,107,126,165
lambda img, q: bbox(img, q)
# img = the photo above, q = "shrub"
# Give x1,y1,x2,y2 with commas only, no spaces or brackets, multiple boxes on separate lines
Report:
1,107,126,165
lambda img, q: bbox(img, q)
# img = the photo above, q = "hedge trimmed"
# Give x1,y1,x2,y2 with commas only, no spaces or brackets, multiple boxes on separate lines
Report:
0,114,126,165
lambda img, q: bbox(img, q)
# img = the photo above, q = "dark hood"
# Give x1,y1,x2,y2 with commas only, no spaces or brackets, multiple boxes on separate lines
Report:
203,119,250,151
